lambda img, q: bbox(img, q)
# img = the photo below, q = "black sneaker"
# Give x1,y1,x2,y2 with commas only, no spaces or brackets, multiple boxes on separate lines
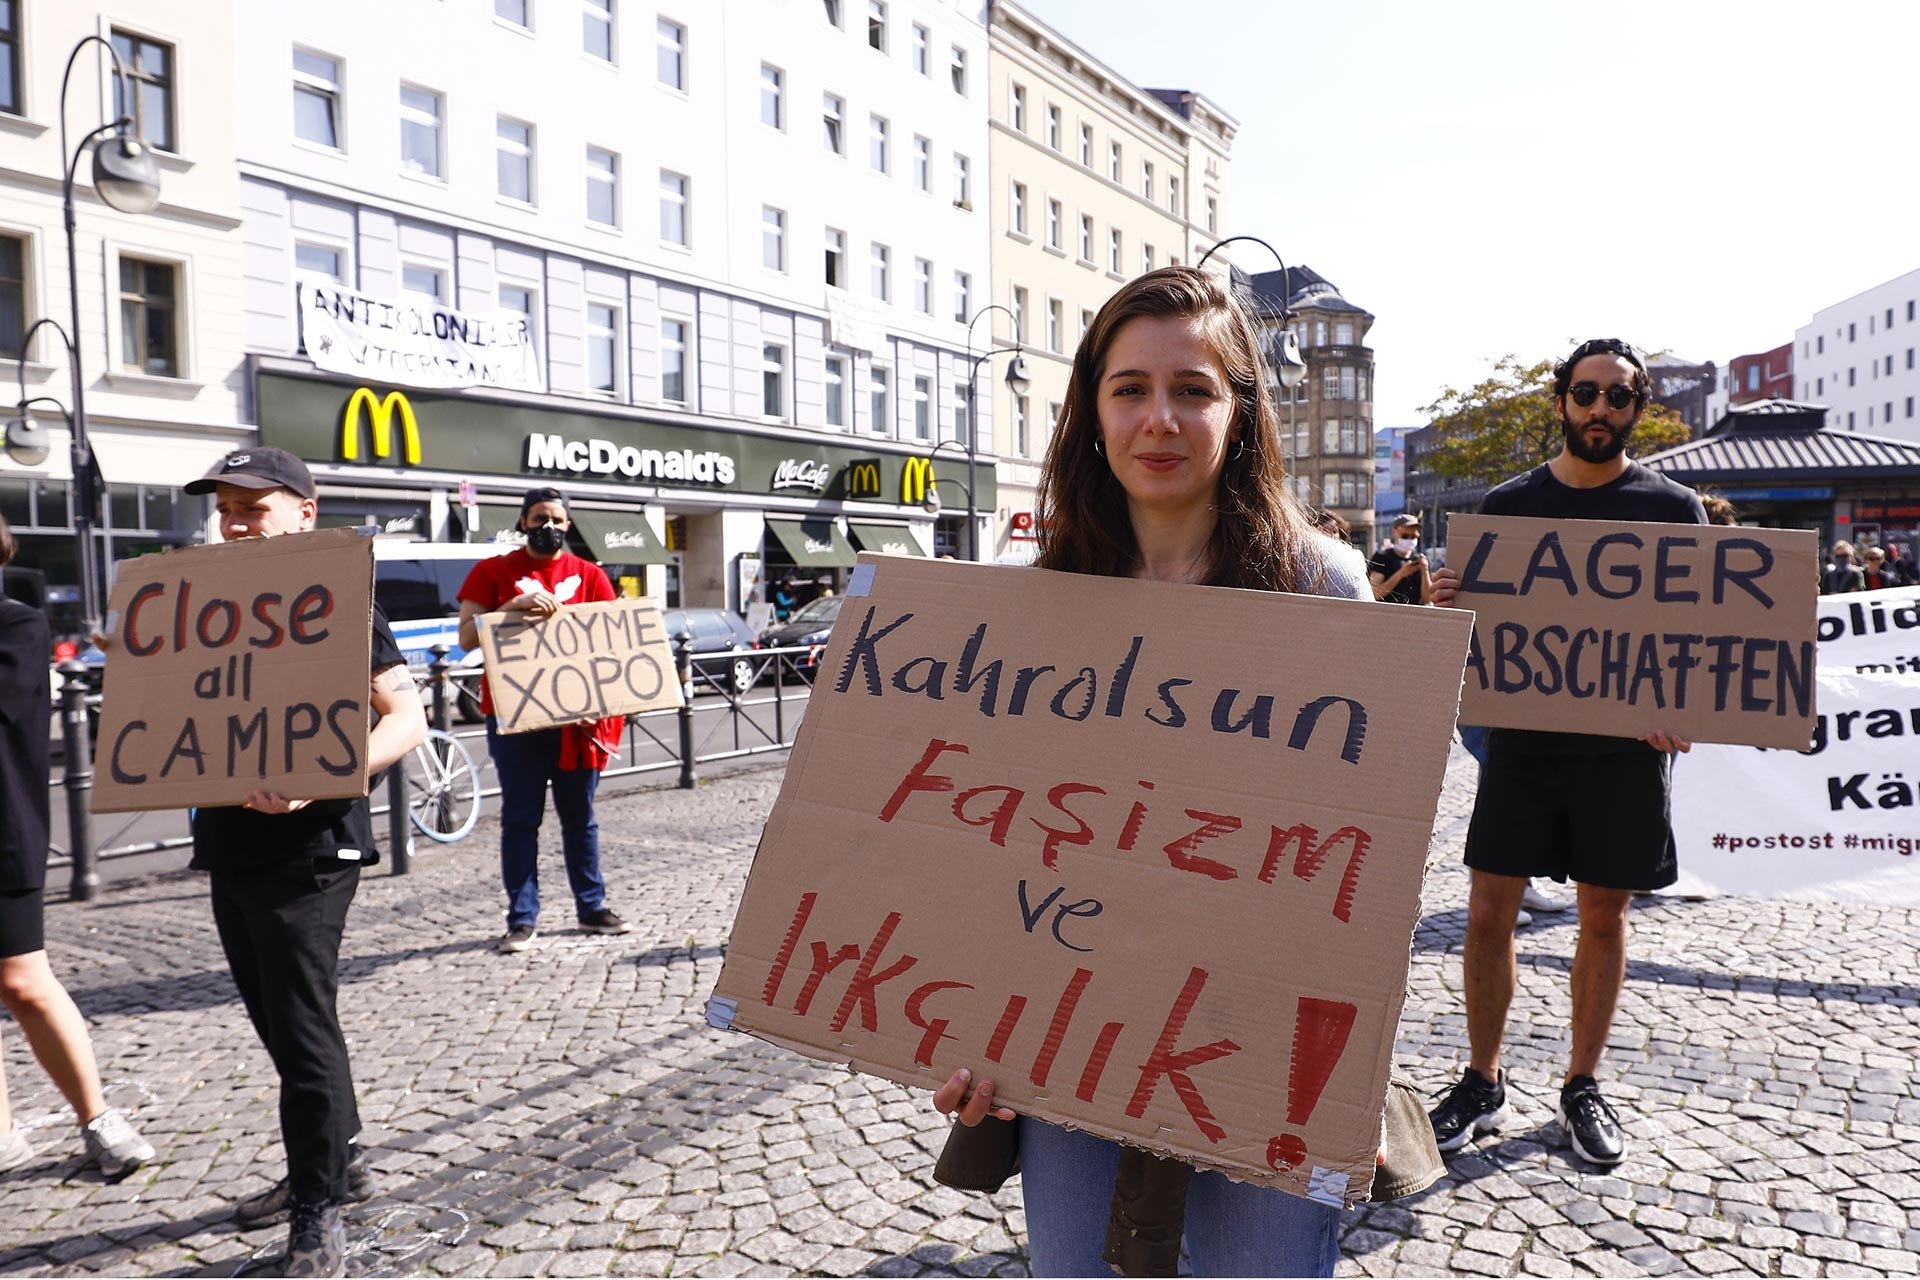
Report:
578,907,632,935
1558,1075,1626,1165
234,1146,376,1228
498,924,538,953
282,1199,345,1278
1429,1068,1510,1152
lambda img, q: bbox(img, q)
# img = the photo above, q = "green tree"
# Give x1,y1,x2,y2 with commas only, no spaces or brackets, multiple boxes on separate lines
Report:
1420,355,1691,491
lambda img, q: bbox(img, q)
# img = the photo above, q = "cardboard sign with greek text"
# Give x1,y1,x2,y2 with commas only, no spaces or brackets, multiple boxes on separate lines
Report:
476,598,683,733
1447,515,1818,749
93,528,375,814
707,555,1474,1204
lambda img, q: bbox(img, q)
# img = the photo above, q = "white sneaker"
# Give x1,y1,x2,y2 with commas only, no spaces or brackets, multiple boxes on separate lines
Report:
81,1109,154,1179
1514,908,1534,928
0,1123,34,1175
1522,882,1573,912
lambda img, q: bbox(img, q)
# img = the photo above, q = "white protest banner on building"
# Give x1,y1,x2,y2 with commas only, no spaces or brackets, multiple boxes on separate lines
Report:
1671,668,1920,905
297,274,546,393
1817,584,1920,675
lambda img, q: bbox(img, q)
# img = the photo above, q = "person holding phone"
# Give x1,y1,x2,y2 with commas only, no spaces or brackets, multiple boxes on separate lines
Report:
1367,514,1432,605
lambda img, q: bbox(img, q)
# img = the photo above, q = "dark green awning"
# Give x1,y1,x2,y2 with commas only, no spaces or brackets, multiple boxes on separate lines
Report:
766,518,857,567
568,508,671,564
846,522,925,557
460,502,527,545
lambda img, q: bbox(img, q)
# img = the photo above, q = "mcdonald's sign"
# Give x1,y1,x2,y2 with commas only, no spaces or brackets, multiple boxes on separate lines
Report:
341,388,422,465
901,455,937,505
846,458,883,500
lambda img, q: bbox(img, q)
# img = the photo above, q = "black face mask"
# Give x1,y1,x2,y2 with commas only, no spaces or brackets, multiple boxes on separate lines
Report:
525,522,567,555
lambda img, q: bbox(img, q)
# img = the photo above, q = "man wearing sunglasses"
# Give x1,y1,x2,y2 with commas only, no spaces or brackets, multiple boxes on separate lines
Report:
1427,339,1707,1167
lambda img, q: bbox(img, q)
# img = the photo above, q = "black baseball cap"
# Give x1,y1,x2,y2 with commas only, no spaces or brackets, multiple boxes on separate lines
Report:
519,485,569,519
185,446,317,499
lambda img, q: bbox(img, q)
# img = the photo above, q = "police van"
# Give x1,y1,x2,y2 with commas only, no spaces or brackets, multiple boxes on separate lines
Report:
373,539,515,719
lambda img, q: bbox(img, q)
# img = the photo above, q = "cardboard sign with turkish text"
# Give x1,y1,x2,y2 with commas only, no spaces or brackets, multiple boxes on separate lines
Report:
476,597,683,733
1447,515,1818,749
707,555,1473,1204
93,528,376,814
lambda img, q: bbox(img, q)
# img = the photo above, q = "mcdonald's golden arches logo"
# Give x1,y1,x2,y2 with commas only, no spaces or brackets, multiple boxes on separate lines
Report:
900,455,936,505
847,459,882,499
341,388,422,465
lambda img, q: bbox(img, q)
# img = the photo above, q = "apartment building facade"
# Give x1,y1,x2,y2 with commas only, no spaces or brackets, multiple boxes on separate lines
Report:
1794,266,1920,444
985,0,1234,560
234,0,992,610
0,0,246,638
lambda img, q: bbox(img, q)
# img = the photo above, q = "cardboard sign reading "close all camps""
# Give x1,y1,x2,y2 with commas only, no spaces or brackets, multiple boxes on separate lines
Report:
475,598,684,734
1447,514,1819,749
707,555,1473,1204
93,528,376,814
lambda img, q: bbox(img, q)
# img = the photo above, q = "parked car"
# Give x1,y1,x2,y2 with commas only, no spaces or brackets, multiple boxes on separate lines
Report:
758,594,845,681
662,607,761,695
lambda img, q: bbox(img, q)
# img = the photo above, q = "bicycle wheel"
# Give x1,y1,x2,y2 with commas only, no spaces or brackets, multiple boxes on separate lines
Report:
403,730,481,844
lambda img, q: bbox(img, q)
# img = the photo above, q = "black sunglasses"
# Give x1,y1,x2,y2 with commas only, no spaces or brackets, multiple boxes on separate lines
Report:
1569,381,1636,410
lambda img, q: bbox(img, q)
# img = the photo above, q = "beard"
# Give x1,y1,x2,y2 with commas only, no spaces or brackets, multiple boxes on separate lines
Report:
1561,409,1636,464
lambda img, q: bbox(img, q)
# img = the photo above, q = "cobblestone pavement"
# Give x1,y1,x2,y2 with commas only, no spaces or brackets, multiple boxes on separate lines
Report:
3,747,1918,1278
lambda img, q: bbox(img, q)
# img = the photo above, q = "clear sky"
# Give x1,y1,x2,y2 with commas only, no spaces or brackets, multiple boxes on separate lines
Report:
1021,0,1920,427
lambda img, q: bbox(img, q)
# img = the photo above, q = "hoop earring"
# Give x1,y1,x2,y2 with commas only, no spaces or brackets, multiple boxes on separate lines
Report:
1228,437,1248,462
1093,437,1106,458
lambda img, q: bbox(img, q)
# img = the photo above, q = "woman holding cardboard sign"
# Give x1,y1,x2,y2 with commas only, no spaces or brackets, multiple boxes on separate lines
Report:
930,268,1368,1277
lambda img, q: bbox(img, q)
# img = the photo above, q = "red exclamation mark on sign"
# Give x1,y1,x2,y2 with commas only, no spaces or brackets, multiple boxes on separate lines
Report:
1265,996,1357,1171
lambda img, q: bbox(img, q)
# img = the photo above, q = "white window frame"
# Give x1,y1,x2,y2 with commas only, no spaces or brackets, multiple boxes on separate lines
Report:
869,362,890,434
914,257,932,315
398,83,444,180
1079,214,1093,263
870,241,890,301
1108,227,1121,274
1046,103,1061,151
401,263,444,303
659,315,690,404
953,152,970,207
911,22,930,75
1141,160,1153,201
1010,181,1027,235
953,270,970,323
825,226,846,288
1010,82,1026,132
1046,198,1062,250
1010,285,1026,342
913,135,931,192
913,375,932,440
762,205,787,273
583,0,615,63
110,247,192,381
658,169,689,246
1047,297,1063,353
1109,139,1121,182
293,240,347,284
950,43,967,94
762,342,787,420
824,354,847,427
291,48,344,153
1079,123,1092,167
823,92,845,156
586,301,622,398
586,146,620,227
867,0,887,51
498,279,542,355
760,63,785,130
869,114,889,172
656,17,686,91
496,115,535,205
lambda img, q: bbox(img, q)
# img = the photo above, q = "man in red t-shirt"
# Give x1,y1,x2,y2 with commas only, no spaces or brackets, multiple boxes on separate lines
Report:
458,487,631,953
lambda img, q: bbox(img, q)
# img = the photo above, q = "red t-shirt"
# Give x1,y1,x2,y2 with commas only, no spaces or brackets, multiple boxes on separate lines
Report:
458,548,616,718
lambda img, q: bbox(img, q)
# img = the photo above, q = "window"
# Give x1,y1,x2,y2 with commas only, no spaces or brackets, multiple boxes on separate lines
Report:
0,2,19,116
1314,320,1327,346
1011,286,1026,342
1816,377,1824,395
1340,420,1358,454
657,19,685,89
1357,368,1368,401
1909,397,1916,419
760,64,784,129
496,0,529,25
1142,244,1154,273
1108,228,1121,274
914,258,932,314
118,257,178,376
1206,196,1217,233
1046,199,1062,249
1340,367,1355,399
497,117,534,202
1293,422,1309,456
1849,367,1856,386
661,318,688,403
1909,348,1916,370
1910,301,1916,322
823,93,845,154
1010,181,1027,234
953,153,971,206
870,242,890,300
1014,395,1030,456
870,114,889,172
1335,322,1354,345
868,0,887,50
1323,420,1338,451
1169,175,1180,213
870,364,889,432
950,45,967,95
913,136,931,191
823,0,841,25
294,243,343,282
584,0,614,61
292,50,342,150
1817,335,1824,354
1888,354,1897,376
914,376,931,439
587,147,619,225
499,283,539,348
1141,161,1153,200
1079,123,1093,167
1078,214,1094,262
1011,83,1026,132
825,356,847,426
659,170,688,244
1850,323,1857,342
762,344,786,418
954,271,970,322
912,23,930,74
825,227,846,287
111,31,174,151
954,384,970,445
403,265,443,302
1109,140,1121,181
1046,105,1062,151
1047,298,1063,353
399,84,443,177
1323,366,1340,399
762,206,786,272
587,303,620,396
1080,307,1093,338
1888,308,1895,328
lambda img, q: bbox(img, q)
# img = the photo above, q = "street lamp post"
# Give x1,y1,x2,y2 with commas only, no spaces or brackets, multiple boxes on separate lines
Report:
958,305,1030,561
1197,236,1308,400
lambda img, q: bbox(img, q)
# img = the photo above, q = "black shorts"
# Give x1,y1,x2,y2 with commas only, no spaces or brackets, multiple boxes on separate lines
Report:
1464,747,1677,891
0,887,46,958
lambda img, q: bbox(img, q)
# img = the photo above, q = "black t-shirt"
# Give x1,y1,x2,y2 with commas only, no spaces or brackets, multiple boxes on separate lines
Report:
1478,461,1708,757
1366,548,1426,605
190,606,407,873
0,600,52,892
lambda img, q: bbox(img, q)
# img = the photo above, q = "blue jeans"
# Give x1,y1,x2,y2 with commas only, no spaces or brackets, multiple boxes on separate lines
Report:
485,718,606,929
1018,1118,1343,1278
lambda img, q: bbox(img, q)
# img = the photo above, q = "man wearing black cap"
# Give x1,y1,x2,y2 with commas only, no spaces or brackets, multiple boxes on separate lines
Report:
457,487,630,953
180,447,427,1276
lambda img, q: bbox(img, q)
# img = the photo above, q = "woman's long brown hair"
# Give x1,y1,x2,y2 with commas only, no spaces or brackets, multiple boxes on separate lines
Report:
1033,266,1323,593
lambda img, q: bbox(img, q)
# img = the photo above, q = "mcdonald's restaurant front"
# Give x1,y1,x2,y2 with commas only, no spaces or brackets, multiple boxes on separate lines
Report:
248,358,992,614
